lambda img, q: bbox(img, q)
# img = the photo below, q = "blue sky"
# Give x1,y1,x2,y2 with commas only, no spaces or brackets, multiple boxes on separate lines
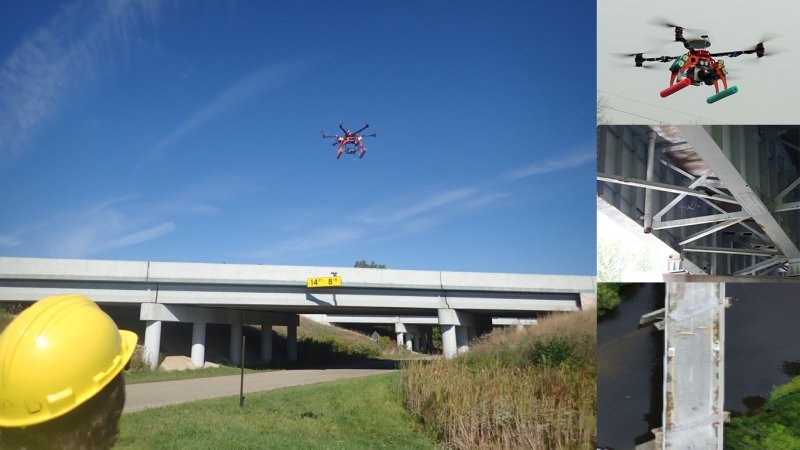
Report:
0,1,596,275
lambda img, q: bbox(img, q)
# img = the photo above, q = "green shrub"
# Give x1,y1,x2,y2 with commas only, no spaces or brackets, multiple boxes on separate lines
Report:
597,283,621,316
725,376,800,449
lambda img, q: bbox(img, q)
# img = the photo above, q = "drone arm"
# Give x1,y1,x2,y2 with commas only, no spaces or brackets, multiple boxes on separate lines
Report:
355,124,370,134
338,123,347,133
642,55,678,63
710,50,753,58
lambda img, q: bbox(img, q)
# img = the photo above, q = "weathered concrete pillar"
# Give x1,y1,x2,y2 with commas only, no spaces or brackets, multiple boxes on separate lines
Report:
287,323,298,362
441,324,457,359
413,335,420,352
261,322,273,364
396,332,404,347
191,320,206,369
405,335,413,351
456,326,469,354
143,320,162,370
230,322,242,366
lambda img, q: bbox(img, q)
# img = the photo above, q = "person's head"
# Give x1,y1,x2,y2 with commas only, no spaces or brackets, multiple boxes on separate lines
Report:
0,295,138,449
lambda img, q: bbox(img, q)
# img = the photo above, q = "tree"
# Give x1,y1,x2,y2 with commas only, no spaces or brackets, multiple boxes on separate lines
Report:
354,260,386,269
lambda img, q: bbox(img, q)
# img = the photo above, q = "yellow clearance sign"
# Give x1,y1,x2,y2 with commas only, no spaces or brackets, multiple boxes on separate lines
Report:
306,276,342,288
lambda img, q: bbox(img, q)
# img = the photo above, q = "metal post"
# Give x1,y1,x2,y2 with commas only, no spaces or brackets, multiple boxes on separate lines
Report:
239,335,246,407
643,129,657,233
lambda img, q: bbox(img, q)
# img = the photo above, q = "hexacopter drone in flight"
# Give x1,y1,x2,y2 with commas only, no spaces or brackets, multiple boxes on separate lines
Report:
322,123,376,159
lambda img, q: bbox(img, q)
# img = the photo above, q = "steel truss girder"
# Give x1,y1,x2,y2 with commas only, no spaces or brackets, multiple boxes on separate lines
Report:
678,126,800,260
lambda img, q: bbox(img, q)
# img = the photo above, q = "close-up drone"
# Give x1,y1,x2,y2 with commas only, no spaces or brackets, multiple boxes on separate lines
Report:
620,21,778,104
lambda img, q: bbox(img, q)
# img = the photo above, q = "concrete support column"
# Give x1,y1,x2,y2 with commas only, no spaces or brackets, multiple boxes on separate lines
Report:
143,320,162,370
287,323,298,362
441,324,457,359
261,322,273,364
191,320,206,369
456,326,469,354
230,322,242,366
413,335,420,352
396,332,404,347
405,335,413,351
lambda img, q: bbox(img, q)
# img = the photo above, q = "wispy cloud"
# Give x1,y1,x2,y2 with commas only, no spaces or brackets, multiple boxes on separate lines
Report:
355,188,477,226
253,226,365,260
252,186,505,260
0,235,21,248
0,0,161,159
505,151,595,180
93,222,175,254
141,60,310,163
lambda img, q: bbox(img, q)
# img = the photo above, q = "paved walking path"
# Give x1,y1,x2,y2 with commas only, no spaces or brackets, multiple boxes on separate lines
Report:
124,368,392,413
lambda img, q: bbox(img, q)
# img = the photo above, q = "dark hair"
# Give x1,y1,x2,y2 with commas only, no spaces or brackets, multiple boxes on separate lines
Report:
0,374,126,450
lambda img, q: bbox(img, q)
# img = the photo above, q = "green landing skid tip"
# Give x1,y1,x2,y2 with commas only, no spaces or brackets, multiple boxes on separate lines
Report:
707,86,739,104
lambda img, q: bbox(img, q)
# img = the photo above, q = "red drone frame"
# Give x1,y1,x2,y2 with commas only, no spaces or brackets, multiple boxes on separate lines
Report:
626,24,771,104
322,123,376,159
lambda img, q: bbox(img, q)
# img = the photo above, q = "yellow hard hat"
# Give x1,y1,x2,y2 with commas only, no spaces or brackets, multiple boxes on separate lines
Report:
0,294,138,427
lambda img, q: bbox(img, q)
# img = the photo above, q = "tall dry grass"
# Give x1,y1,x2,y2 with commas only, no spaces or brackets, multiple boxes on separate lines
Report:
400,309,596,449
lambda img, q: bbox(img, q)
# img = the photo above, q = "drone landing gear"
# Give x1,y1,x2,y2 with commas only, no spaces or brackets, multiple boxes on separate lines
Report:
660,78,692,98
707,86,739,104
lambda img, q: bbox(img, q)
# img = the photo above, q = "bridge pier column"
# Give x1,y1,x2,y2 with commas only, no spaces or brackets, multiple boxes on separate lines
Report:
441,325,457,359
456,326,469,354
405,336,413,351
396,332,404,347
143,320,162,370
191,320,206,369
230,321,242,366
287,323,298,362
261,321,273,364
413,335,420,352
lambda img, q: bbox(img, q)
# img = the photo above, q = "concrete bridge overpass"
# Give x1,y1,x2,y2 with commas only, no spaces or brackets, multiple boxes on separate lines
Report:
0,257,595,367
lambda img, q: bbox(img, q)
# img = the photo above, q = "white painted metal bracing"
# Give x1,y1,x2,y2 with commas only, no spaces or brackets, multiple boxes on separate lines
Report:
598,125,800,276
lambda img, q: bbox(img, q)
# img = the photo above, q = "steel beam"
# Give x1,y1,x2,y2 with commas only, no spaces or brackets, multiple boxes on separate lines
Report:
682,245,780,257
677,218,747,246
732,256,787,276
653,211,750,230
597,174,739,204
644,130,657,232
774,201,800,213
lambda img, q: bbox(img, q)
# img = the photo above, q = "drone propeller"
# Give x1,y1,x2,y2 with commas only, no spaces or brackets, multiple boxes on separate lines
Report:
647,17,704,34
712,39,784,60
610,58,657,70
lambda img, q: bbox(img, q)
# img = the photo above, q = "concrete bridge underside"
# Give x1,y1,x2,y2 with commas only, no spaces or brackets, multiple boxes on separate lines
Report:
598,125,800,277
0,257,595,367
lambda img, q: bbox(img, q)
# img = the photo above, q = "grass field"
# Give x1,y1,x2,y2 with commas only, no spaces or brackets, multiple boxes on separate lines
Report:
117,372,436,449
401,309,596,449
